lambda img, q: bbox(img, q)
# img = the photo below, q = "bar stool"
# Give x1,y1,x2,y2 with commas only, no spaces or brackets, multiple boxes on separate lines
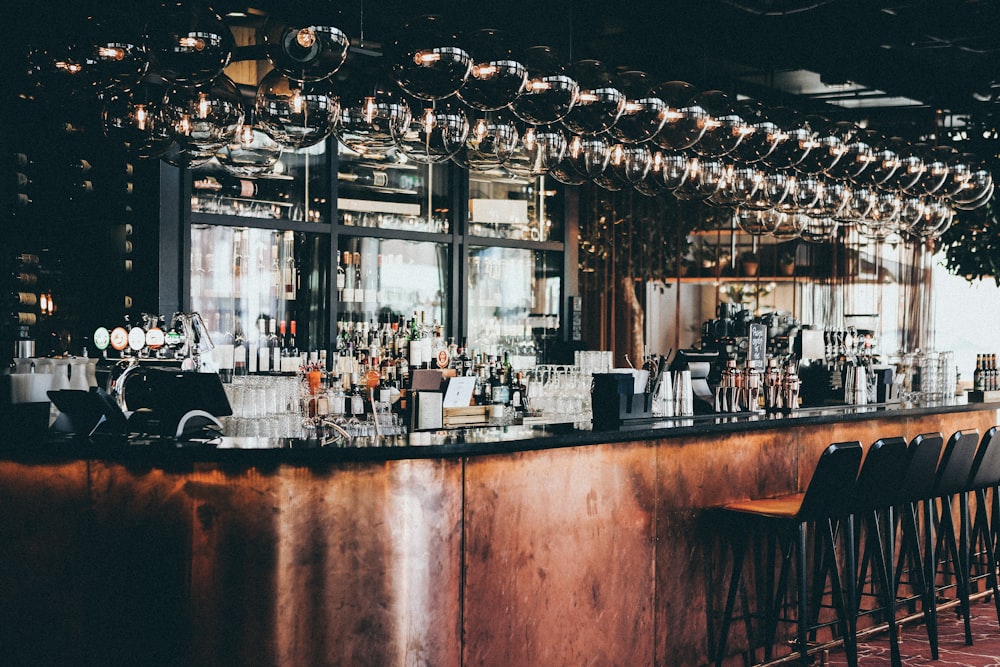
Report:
851,437,909,667
715,441,862,667
929,429,980,646
963,426,1000,623
892,432,943,660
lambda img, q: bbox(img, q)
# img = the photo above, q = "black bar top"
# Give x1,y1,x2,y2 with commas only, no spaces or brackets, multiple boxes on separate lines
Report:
3,399,999,467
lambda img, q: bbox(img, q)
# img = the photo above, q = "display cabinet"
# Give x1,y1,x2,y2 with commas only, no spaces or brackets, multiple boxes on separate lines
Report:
177,137,570,367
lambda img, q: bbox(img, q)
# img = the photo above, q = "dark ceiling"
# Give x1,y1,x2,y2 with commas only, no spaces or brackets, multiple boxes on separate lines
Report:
10,0,1000,143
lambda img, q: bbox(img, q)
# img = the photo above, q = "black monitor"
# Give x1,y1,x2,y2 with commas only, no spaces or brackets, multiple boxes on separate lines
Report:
668,349,720,376
121,369,232,437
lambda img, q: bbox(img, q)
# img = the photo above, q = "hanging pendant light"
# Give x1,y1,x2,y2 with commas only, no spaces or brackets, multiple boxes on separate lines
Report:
650,81,707,150
263,16,349,82
503,125,567,177
255,69,340,149
163,74,243,151
337,82,412,160
691,90,749,157
216,109,283,177
145,1,233,86
451,112,519,172
731,99,784,164
103,80,173,158
457,29,528,111
384,15,471,101
391,99,470,163
561,60,625,136
510,46,579,125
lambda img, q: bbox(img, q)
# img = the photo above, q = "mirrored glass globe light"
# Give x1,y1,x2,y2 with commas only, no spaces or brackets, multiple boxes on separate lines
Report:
951,179,994,211
503,125,566,177
263,19,350,82
613,143,652,184
807,179,850,218
561,60,625,136
914,200,955,238
634,150,668,196
650,81,707,150
337,84,412,159
732,99,784,164
735,207,777,236
78,17,149,92
798,215,839,243
384,15,471,100
938,152,973,199
837,185,877,222
949,159,994,206
609,71,667,144
885,139,925,192
163,74,243,151
145,1,233,86
898,196,927,232
709,164,758,208
868,190,902,225
777,174,823,213
674,157,726,200
548,157,589,185
794,118,846,175
215,111,283,177
456,29,527,111
558,134,611,179
392,100,470,163
255,69,340,149
692,91,749,157
451,112,519,171
159,141,215,168
824,125,874,181
910,144,952,195
510,46,579,125
24,41,88,97
767,210,806,241
660,151,691,190
742,170,791,211
103,81,173,158
858,136,901,186
593,161,629,191
855,216,901,242
762,108,814,169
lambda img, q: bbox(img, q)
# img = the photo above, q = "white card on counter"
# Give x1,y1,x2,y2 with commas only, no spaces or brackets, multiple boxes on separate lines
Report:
442,376,477,408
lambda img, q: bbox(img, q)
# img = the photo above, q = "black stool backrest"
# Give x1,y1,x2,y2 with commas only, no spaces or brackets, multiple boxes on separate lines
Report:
969,426,1000,489
854,437,909,511
899,432,943,502
933,429,981,497
797,441,863,521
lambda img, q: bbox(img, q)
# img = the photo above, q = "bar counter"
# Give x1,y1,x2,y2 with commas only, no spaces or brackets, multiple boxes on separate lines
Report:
2,400,998,666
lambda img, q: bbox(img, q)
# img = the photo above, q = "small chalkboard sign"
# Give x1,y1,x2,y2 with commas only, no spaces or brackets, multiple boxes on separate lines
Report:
748,323,767,368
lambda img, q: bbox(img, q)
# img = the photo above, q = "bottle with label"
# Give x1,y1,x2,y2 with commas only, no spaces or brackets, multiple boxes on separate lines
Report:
974,354,984,392
269,319,282,374
216,314,236,383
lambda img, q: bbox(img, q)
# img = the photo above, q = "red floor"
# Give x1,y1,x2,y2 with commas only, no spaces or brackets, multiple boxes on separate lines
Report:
827,600,1000,666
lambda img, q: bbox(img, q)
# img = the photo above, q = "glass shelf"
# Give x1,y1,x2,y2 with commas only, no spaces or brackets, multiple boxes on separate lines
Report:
467,171,562,242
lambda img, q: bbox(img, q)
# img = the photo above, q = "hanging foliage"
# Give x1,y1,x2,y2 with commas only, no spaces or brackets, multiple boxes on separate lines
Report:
938,193,1000,285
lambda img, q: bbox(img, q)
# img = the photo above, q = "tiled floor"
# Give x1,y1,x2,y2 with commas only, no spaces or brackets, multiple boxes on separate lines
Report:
826,601,1000,666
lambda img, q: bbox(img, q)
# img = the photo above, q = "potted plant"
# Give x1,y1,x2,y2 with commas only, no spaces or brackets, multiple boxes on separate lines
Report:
740,250,759,277
691,243,719,276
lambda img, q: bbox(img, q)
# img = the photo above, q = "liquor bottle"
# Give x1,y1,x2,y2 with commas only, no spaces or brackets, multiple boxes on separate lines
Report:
511,372,529,413
336,251,347,300
234,320,248,377
408,314,424,370
337,167,390,188
974,354,984,392
287,320,299,358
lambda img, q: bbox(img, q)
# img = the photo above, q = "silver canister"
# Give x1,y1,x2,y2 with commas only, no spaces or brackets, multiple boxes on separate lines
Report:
781,364,801,411
675,370,693,416
764,358,782,411
744,365,762,412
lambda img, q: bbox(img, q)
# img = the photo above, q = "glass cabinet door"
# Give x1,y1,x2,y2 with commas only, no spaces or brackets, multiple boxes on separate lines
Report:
337,144,450,233
190,225,330,370
467,172,562,242
466,247,561,367
336,236,450,333
190,143,331,223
